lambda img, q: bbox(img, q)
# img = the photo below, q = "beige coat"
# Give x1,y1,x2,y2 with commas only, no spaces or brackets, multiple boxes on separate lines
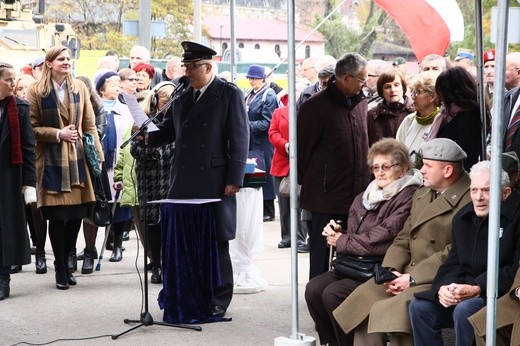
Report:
469,268,520,345
28,79,104,208
333,172,471,335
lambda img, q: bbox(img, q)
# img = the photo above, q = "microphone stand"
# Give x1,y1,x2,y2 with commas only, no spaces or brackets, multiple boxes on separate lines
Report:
113,89,202,339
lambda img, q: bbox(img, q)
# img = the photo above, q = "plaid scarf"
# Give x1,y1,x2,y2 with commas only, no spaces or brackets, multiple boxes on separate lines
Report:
4,96,23,165
40,86,86,193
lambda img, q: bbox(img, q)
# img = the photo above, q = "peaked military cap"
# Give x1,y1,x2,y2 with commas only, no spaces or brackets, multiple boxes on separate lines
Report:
181,41,216,62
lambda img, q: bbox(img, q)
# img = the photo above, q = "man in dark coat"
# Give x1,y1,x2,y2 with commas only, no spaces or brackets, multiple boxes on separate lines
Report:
147,42,249,318
0,63,37,300
297,52,370,279
410,161,520,346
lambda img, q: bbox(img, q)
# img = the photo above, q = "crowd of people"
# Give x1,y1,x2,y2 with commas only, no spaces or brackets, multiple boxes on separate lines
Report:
1,40,520,343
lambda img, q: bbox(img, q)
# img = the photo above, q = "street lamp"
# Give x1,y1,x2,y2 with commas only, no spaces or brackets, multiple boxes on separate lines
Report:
220,24,223,57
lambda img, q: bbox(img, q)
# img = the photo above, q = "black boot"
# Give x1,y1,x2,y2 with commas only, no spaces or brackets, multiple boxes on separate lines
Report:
81,247,97,274
109,234,123,262
0,275,10,300
150,266,162,284
35,251,47,274
67,248,77,273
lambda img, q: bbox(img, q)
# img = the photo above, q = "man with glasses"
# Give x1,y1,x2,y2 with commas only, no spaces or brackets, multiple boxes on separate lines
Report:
147,41,249,320
334,138,471,346
297,52,370,280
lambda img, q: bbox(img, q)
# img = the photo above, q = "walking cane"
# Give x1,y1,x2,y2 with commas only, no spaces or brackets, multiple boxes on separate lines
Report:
328,220,341,270
95,189,121,271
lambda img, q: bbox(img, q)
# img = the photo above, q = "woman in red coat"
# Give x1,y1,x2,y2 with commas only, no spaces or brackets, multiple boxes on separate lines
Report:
268,106,306,249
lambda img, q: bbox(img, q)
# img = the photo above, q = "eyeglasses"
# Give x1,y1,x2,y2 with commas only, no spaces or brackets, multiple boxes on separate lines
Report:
349,74,368,85
182,63,207,71
370,163,399,173
411,89,430,97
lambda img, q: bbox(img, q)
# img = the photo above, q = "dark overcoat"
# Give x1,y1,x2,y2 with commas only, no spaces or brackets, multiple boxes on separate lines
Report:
502,86,520,157
366,95,414,147
246,85,278,200
415,189,520,304
333,172,471,335
0,98,36,266
297,77,370,215
148,75,249,241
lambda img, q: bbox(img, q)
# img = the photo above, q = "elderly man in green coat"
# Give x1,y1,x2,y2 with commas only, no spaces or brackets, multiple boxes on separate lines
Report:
333,138,472,345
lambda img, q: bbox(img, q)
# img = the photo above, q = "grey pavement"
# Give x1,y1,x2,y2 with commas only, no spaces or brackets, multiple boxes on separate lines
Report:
3,215,319,345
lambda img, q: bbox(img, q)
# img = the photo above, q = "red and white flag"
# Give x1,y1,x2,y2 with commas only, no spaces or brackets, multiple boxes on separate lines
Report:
375,0,464,61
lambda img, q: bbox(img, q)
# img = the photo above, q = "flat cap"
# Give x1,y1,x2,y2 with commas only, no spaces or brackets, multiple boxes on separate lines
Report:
32,57,44,68
181,41,216,62
419,138,467,162
502,151,520,174
95,71,119,93
393,57,406,66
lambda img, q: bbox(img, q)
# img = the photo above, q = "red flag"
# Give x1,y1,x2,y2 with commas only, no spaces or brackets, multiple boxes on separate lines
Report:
375,0,463,61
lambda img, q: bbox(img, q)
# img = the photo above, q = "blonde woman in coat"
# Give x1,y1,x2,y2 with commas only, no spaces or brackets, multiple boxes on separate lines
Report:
28,45,103,290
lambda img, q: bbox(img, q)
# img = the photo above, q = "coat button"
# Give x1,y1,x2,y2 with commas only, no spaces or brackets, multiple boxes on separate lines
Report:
411,262,416,266
182,165,186,169
412,235,417,240
181,144,186,148
430,239,435,244
200,167,205,171
200,144,205,148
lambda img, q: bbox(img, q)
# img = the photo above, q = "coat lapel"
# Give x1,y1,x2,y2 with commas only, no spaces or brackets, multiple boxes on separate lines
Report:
183,77,223,125
412,172,470,230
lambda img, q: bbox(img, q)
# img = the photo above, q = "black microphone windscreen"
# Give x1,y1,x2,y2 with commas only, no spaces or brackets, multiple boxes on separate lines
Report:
178,76,190,86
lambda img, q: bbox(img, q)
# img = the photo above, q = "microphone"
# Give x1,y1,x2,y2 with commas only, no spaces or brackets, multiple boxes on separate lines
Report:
171,76,190,99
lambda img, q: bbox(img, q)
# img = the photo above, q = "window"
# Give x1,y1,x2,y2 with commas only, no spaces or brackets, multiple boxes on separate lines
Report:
274,44,281,57
222,42,228,53
254,43,260,49
305,45,310,59
238,43,244,48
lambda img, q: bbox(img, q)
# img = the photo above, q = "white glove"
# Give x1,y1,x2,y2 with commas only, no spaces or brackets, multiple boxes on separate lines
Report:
23,186,37,205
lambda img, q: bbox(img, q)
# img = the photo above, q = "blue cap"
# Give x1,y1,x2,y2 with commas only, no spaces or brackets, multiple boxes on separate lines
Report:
32,57,44,68
454,51,475,61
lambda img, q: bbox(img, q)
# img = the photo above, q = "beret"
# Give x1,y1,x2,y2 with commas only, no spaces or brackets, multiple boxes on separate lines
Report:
419,138,467,162
95,71,119,93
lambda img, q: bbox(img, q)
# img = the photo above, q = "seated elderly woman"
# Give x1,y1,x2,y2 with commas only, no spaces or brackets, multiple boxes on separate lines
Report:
366,69,414,146
396,71,440,162
305,138,422,345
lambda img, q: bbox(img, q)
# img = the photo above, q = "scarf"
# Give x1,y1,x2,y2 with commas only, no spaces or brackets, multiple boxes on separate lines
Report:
426,104,464,141
362,169,423,210
415,107,440,126
102,111,117,170
5,96,22,165
40,86,86,193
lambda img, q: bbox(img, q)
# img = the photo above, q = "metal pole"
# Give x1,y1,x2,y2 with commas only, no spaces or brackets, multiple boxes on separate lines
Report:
486,1,509,345
193,0,202,43
287,0,299,340
230,0,237,83
475,0,487,160
138,0,151,50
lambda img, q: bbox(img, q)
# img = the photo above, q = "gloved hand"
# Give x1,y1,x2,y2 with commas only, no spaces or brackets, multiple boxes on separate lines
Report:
22,186,37,204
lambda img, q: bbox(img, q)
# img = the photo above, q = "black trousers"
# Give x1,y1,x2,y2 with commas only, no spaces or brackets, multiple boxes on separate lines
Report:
48,219,82,273
212,240,233,310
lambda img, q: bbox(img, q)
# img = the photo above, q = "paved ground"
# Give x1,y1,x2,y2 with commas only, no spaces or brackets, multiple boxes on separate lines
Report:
3,215,319,346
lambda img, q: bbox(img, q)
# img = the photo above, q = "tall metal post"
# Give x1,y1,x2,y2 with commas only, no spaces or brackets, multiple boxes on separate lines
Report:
193,0,202,42
486,1,510,345
138,0,151,50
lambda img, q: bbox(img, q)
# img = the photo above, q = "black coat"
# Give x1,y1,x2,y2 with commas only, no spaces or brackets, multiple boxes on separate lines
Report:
0,98,36,266
415,189,520,303
503,86,520,156
148,76,249,240
436,106,482,171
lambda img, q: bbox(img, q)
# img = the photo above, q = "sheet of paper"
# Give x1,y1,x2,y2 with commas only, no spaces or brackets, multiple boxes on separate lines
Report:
122,93,159,132
148,198,222,205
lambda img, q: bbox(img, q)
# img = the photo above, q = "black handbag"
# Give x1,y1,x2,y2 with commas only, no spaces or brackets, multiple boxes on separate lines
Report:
89,175,112,227
332,255,384,282
330,210,383,282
